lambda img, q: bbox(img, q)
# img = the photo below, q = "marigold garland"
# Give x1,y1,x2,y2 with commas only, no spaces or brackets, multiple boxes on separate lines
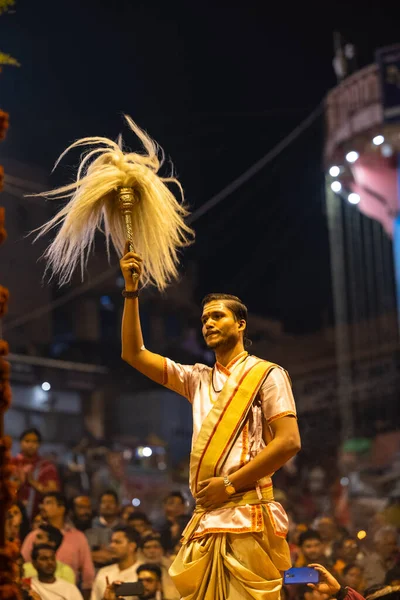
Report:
0,109,20,600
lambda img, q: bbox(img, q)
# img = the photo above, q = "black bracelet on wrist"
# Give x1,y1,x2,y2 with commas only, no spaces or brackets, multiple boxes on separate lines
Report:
336,586,348,600
122,289,139,299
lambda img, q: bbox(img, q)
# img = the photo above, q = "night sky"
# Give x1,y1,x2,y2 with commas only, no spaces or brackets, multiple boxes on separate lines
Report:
1,1,399,333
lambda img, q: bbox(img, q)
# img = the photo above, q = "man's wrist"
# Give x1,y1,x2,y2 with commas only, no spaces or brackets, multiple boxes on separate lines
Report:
335,586,347,600
122,288,139,298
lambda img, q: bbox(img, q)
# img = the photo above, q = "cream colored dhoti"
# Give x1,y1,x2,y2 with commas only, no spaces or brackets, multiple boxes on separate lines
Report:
170,505,291,600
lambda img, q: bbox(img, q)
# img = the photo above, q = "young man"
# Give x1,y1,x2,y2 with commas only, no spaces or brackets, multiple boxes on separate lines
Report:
137,564,163,600
23,523,76,583
154,492,190,552
90,527,143,600
30,544,84,600
127,512,153,539
120,249,301,600
295,530,330,568
21,492,95,597
70,495,93,532
361,525,399,588
11,428,60,520
141,534,179,600
85,490,124,570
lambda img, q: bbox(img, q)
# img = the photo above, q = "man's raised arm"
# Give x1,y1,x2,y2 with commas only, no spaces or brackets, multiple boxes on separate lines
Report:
120,244,165,384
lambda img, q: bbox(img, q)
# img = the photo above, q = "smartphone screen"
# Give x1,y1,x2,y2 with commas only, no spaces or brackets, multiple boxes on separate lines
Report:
283,567,320,585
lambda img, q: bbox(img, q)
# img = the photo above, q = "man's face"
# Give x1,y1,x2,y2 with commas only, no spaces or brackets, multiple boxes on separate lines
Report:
110,531,134,561
20,433,40,458
137,570,160,599
301,538,324,562
129,518,148,535
73,496,92,522
142,540,163,562
376,534,398,560
33,548,56,578
341,538,359,563
343,566,363,590
99,494,119,519
201,301,244,350
7,504,22,528
41,497,64,521
164,496,185,519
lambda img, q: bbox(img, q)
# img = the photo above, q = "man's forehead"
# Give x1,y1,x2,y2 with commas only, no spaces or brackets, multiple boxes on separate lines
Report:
202,301,229,316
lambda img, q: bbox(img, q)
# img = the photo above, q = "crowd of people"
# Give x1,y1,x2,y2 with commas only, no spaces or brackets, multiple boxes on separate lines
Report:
6,427,400,600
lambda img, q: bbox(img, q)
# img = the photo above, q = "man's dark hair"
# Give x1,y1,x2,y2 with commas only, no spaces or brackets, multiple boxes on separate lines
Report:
113,526,141,548
38,524,64,551
128,511,151,524
32,543,55,562
202,293,251,347
99,490,119,505
142,533,164,549
164,491,185,504
137,563,162,581
298,529,322,547
42,492,67,510
19,428,42,443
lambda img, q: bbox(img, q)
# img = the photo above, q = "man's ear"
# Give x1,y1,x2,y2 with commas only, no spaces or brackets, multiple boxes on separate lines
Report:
238,319,246,332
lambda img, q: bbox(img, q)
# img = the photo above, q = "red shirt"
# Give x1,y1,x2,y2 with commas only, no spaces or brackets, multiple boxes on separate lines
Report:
11,453,60,518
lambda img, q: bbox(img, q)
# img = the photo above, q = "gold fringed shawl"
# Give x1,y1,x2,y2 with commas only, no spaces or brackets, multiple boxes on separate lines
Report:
182,359,279,543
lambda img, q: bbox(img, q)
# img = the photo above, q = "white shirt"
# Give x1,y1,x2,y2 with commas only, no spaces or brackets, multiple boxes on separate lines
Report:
90,560,143,600
31,577,83,600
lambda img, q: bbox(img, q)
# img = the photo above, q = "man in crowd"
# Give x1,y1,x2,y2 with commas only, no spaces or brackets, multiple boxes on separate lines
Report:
11,428,60,520
315,517,341,561
90,526,143,600
342,564,365,593
361,525,399,587
295,530,331,568
22,492,94,598
30,544,84,600
142,534,179,600
127,512,153,540
154,492,190,553
91,450,127,503
86,490,124,570
70,495,93,532
23,523,75,583
333,536,361,576
137,564,163,600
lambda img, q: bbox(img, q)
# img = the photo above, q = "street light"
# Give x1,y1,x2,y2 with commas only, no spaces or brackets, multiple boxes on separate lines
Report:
41,382,51,391
345,151,359,163
372,135,384,146
329,166,340,177
348,193,360,205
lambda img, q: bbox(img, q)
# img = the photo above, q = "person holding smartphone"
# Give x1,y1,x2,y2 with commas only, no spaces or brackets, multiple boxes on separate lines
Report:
91,527,143,600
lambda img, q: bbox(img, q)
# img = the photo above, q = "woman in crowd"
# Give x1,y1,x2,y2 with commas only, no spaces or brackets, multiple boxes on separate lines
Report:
6,502,31,544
